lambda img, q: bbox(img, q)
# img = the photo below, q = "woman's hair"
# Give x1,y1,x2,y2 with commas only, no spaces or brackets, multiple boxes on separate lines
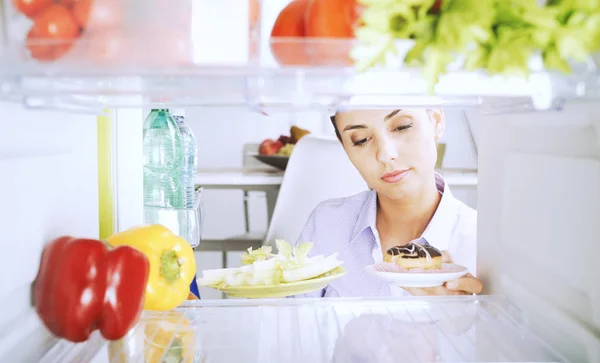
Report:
330,114,342,142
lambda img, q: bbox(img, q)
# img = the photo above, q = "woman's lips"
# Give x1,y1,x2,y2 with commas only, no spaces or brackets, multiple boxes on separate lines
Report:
381,169,410,183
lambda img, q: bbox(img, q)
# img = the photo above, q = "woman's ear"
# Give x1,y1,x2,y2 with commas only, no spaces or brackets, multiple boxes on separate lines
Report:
428,109,445,141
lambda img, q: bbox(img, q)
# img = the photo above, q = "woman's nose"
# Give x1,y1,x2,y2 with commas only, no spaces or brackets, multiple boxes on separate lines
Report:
376,135,398,162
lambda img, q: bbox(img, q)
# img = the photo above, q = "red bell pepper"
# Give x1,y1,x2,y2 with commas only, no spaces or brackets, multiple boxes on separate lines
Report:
33,236,150,343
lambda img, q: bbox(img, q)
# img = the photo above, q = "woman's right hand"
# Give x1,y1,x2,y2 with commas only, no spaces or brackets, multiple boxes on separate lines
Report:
401,251,483,296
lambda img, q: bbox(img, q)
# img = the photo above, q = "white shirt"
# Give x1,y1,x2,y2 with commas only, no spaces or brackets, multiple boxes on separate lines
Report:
294,173,477,297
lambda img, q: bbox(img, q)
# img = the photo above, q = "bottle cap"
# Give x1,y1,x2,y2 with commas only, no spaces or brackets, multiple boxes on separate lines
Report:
170,108,186,117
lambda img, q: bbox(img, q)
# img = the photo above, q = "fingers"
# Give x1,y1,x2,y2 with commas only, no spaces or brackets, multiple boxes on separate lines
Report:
445,275,483,294
402,274,483,296
441,250,453,263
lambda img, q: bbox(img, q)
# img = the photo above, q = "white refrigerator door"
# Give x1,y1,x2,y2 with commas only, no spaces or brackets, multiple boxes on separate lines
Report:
477,104,600,362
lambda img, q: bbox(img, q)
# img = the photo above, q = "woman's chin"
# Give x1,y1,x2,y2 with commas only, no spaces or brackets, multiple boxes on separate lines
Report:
376,182,416,201
375,171,439,201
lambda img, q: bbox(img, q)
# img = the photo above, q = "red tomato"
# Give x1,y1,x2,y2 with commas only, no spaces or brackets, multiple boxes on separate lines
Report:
27,5,80,61
12,0,53,19
270,0,310,66
304,0,362,66
58,0,77,6
27,27,54,61
72,0,121,30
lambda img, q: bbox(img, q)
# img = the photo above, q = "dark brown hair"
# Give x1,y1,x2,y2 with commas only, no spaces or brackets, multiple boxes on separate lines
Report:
330,114,342,142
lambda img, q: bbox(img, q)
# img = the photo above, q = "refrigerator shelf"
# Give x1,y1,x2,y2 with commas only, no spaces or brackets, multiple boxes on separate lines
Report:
1,0,599,112
1,64,599,113
95,296,566,363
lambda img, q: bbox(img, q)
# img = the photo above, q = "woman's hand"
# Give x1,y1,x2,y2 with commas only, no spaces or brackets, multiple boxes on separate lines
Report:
401,251,483,296
402,273,482,296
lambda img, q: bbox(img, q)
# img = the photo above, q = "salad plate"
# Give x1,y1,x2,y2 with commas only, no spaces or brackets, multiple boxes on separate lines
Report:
218,267,347,298
197,240,346,299
365,263,468,288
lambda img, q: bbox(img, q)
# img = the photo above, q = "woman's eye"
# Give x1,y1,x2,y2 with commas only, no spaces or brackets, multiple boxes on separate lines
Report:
395,123,413,132
352,137,369,147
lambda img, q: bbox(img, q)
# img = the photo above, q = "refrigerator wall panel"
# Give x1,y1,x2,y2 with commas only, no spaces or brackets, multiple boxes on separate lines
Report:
114,108,144,232
0,102,100,360
477,104,600,362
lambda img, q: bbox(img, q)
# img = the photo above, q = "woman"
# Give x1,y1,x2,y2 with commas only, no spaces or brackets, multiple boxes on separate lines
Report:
296,108,482,297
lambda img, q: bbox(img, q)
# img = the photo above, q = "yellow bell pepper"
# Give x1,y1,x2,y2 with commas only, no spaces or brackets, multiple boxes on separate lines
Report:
107,224,196,311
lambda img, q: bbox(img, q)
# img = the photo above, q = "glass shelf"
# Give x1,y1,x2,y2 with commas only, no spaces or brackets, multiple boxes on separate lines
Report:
99,296,567,363
2,64,598,114
1,0,599,112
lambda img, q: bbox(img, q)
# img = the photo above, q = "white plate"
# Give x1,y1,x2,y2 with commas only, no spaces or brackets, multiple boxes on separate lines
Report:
365,263,468,288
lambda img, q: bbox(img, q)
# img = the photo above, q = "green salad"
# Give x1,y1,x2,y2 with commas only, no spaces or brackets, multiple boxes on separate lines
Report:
197,240,343,289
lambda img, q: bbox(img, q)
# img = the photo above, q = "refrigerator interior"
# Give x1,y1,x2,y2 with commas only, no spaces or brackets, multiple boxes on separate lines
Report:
102,297,567,363
0,0,599,362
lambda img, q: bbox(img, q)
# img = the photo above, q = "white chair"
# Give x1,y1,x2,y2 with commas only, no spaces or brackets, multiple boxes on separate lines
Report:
264,135,369,246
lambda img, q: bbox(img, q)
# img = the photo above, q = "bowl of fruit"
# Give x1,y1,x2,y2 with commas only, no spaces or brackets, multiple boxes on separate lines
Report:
253,126,310,171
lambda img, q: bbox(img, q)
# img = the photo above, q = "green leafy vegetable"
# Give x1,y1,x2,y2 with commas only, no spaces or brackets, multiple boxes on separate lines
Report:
201,240,340,289
241,245,273,265
293,242,313,263
275,239,292,259
353,0,600,92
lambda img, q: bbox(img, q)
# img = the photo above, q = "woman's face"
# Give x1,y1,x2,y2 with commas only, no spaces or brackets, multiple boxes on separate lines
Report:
335,108,444,200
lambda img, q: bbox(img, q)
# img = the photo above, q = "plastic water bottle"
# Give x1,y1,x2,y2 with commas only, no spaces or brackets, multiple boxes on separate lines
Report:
143,109,184,208
171,108,198,209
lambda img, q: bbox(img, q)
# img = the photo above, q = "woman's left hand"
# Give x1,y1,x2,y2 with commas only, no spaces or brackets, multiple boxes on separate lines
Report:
401,251,483,296
402,273,482,296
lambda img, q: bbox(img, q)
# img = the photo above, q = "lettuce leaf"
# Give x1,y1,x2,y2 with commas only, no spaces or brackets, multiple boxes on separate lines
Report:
275,239,292,259
241,245,273,265
293,242,313,262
